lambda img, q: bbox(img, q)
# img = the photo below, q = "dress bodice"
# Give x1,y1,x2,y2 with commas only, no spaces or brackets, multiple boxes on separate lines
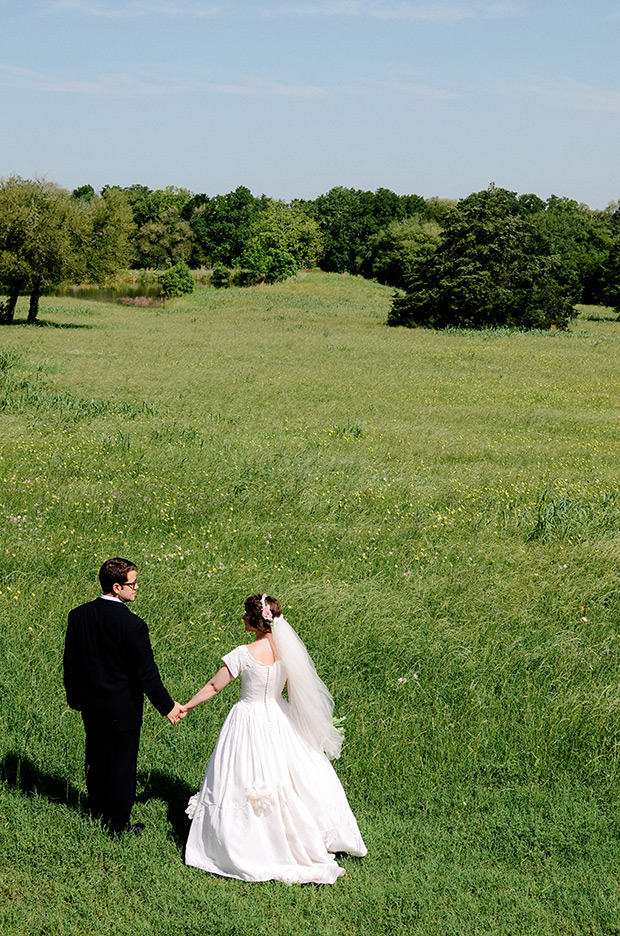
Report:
222,644,287,705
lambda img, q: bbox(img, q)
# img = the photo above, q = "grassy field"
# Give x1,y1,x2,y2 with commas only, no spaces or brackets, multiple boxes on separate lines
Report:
1,273,620,935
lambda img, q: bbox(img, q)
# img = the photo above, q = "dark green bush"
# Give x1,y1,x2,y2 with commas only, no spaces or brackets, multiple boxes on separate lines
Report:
158,261,195,298
389,185,579,331
210,262,230,288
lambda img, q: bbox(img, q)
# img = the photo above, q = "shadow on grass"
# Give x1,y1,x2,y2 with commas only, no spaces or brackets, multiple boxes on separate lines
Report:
0,751,87,813
29,319,92,329
1,319,92,329
580,313,619,322
137,769,194,847
0,753,192,846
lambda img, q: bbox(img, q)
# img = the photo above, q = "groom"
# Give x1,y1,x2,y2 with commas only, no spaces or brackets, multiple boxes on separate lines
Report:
63,557,185,835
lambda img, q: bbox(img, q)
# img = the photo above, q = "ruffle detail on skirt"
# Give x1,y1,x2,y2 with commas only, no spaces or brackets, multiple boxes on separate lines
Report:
185,793,199,820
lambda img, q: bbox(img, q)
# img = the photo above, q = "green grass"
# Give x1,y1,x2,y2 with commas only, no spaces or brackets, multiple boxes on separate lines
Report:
2,273,620,934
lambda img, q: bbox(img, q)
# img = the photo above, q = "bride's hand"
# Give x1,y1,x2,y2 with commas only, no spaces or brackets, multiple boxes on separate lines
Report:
166,701,186,724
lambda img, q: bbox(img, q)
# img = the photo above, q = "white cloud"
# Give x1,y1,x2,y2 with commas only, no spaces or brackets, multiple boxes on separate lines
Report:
0,62,457,100
279,1,521,22
356,74,459,99
0,64,176,94
0,64,327,97
496,77,620,114
43,0,522,20
43,0,222,17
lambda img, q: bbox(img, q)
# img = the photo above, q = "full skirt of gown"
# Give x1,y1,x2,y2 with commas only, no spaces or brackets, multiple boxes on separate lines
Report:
185,644,366,884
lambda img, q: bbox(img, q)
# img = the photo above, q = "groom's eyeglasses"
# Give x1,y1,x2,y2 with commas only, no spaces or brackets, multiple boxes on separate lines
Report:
121,580,138,589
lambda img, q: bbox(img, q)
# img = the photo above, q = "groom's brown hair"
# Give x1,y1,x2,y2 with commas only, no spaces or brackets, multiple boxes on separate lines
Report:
99,557,136,593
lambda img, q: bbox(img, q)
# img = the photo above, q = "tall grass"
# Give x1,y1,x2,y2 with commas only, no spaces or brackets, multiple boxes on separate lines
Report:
1,275,620,934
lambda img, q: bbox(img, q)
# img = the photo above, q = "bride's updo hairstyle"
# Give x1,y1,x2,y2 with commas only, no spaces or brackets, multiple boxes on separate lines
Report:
245,594,282,634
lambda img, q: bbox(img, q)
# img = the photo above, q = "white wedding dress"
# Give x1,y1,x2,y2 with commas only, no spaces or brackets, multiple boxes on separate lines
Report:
185,644,367,884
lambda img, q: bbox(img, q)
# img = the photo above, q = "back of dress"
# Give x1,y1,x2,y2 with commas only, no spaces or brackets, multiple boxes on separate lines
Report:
223,644,287,706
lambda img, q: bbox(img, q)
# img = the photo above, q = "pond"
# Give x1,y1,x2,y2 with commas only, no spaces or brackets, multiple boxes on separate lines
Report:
50,283,164,304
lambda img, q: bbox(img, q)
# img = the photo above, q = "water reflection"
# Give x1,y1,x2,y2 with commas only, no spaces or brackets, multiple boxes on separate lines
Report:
51,283,163,304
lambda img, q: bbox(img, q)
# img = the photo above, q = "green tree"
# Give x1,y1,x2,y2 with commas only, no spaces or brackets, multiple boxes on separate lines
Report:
158,260,195,297
0,177,137,323
239,200,323,284
189,186,260,267
309,186,426,273
71,184,95,202
597,201,620,313
210,262,231,288
389,185,579,331
114,184,192,228
421,196,459,224
106,185,194,269
361,216,442,289
134,205,193,268
0,177,80,323
531,196,607,304
308,187,372,273
239,242,297,284
0,177,33,322
74,186,135,282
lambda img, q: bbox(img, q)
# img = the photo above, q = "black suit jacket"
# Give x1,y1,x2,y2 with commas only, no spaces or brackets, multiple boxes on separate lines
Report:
63,597,174,732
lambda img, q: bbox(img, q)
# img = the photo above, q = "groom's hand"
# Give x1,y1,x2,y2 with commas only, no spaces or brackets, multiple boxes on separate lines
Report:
166,701,186,724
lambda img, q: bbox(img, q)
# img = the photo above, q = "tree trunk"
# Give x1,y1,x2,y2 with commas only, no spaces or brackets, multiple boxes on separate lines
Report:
27,283,41,323
2,286,20,324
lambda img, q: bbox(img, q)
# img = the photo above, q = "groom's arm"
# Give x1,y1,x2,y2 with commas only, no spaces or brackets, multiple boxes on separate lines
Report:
128,616,175,717
63,613,81,710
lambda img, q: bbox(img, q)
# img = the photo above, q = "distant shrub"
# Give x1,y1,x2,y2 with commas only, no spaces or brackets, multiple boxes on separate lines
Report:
232,267,261,287
192,268,212,288
361,217,442,289
158,261,195,298
210,263,231,288
266,248,298,283
240,240,298,284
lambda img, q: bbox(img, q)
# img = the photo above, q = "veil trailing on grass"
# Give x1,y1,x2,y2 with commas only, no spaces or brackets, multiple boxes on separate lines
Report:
271,614,343,760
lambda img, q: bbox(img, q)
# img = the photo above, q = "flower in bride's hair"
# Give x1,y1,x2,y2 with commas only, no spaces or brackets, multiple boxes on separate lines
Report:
246,782,275,816
260,594,273,621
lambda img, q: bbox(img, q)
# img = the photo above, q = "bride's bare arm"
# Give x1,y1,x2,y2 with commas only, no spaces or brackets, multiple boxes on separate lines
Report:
182,665,234,712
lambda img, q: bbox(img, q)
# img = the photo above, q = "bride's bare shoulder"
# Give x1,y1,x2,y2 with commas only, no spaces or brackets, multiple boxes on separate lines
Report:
246,640,276,665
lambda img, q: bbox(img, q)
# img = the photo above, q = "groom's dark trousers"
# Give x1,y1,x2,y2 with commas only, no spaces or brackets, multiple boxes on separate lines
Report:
64,597,174,834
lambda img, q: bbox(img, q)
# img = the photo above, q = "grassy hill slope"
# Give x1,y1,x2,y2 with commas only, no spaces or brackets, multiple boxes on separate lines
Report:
1,274,620,935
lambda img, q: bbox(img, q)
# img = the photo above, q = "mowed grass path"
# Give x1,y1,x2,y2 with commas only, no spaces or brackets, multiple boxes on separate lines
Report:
1,274,620,935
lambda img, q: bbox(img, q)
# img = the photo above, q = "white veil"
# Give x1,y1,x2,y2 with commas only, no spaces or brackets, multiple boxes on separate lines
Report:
270,613,343,760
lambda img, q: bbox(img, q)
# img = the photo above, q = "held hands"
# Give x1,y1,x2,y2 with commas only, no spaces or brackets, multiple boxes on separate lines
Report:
166,701,188,725
168,668,234,724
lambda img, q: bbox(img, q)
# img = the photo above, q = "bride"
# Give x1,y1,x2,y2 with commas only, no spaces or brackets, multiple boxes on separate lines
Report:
181,593,367,884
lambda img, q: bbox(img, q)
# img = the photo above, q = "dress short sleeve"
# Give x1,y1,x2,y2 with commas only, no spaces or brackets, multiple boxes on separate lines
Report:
221,645,245,679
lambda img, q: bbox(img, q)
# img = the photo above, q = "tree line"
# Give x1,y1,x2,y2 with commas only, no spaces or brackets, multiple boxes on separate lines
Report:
1,176,619,327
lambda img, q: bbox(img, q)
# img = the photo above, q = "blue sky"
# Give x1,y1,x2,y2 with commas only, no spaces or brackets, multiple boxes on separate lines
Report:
2,1,619,207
